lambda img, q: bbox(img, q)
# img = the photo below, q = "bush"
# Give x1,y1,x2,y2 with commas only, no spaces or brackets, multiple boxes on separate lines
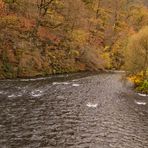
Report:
136,80,148,94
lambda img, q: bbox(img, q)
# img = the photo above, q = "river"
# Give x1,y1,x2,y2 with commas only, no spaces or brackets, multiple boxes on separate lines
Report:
0,72,148,148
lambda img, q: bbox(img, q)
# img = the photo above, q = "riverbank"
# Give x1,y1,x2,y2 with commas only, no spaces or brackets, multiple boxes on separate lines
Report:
128,73,148,94
0,70,125,81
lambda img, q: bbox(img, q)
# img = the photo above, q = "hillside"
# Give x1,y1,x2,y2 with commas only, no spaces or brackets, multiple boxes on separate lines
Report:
0,0,147,78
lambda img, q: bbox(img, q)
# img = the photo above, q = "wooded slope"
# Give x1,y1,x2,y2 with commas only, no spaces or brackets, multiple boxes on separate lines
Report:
0,0,147,78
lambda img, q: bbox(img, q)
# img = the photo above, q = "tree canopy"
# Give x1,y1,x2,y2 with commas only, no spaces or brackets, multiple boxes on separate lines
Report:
0,0,147,78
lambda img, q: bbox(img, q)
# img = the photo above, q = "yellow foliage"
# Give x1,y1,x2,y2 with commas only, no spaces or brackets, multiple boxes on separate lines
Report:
128,72,144,85
125,26,148,73
47,8,64,25
101,52,111,69
69,50,80,57
72,29,88,45
131,6,148,30
0,15,19,26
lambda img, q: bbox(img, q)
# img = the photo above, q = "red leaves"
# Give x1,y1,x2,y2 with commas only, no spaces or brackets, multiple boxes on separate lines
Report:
20,17,36,31
37,26,60,43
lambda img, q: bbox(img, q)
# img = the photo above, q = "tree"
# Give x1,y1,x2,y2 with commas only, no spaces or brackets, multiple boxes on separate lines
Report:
125,26,148,79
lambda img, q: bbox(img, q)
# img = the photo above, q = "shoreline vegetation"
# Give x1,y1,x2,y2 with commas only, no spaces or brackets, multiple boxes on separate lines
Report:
128,72,148,94
0,0,148,93
0,70,125,81
125,26,148,94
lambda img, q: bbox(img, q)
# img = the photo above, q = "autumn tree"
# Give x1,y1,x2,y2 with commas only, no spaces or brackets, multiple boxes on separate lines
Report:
125,26,148,79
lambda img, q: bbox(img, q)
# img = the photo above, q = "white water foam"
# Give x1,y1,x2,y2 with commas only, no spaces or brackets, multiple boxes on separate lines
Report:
0,91,4,94
87,103,98,108
52,82,70,85
31,90,44,97
8,94,22,98
20,77,51,82
0,77,52,82
135,100,147,105
72,84,80,87
138,93,147,97
57,96,65,99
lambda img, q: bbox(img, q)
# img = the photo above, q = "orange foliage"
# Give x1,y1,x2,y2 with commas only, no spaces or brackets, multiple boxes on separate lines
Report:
0,0,5,15
20,17,36,31
37,26,60,43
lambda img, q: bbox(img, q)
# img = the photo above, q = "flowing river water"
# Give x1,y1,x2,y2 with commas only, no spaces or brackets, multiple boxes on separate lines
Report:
0,72,148,148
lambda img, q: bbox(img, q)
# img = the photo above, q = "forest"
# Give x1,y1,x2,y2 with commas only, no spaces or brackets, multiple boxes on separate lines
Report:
0,0,148,91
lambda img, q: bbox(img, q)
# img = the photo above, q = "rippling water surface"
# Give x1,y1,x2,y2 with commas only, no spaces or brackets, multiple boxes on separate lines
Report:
0,72,148,148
